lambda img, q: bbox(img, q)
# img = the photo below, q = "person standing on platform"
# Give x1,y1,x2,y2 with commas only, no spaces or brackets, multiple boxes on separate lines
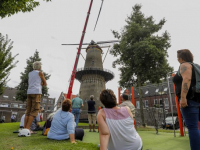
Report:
72,94,84,127
87,95,96,132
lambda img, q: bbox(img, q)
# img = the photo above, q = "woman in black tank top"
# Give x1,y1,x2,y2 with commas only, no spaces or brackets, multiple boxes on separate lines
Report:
173,49,200,150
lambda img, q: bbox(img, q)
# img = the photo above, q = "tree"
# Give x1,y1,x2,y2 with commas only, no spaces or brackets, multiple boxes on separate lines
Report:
110,4,173,127
0,0,51,19
0,33,18,95
16,50,50,103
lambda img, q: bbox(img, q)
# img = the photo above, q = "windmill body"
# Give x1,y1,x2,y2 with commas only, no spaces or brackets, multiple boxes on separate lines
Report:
75,41,114,119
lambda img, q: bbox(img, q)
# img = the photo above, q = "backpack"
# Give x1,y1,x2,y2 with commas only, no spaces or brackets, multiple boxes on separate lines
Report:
178,62,200,93
42,118,52,136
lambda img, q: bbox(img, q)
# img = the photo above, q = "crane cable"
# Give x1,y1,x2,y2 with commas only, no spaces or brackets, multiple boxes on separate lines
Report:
93,0,104,31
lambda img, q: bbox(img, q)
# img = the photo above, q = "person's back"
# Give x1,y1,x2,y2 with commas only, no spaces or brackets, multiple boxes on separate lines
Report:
30,114,40,131
87,100,95,113
20,114,40,131
27,70,42,94
119,100,135,119
72,96,83,127
87,95,96,132
104,107,142,150
47,109,75,140
72,97,83,108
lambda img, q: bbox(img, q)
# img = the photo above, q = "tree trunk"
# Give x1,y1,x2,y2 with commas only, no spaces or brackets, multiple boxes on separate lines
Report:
138,76,146,127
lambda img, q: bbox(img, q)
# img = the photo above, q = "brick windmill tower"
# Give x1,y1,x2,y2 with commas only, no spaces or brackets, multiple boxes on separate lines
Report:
75,40,114,119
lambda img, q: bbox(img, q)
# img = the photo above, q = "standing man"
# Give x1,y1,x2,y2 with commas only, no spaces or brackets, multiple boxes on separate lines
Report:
87,95,96,132
119,93,135,120
72,94,83,127
24,61,47,134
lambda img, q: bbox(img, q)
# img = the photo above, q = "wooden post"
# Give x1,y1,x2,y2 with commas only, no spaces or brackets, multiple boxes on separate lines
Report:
172,74,184,136
118,87,121,104
126,89,129,95
131,87,136,129
98,106,101,132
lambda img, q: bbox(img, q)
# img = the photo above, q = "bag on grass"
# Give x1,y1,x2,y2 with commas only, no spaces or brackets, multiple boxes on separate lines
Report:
42,119,52,136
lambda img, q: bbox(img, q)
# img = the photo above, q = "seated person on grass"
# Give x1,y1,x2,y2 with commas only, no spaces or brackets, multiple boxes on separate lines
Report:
20,113,43,132
47,99,84,143
97,89,143,150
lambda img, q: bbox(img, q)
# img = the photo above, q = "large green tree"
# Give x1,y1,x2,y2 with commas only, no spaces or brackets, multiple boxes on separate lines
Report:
16,50,50,102
0,33,18,95
0,0,51,18
110,4,173,126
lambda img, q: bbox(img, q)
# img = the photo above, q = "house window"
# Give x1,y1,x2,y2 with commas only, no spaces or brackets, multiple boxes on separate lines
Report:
154,99,158,105
136,101,140,109
155,89,159,93
13,103,18,108
164,98,169,109
49,100,54,104
164,88,168,92
0,103,9,107
19,104,24,108
43,104,46,110
43,98,47,103
144,100,148,108
48,106,53,111
145,91,149,95
159,99,163,107
3,95,9,99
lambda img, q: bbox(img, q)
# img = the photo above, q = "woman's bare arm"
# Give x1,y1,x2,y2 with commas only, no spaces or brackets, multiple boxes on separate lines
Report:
69,134,76,143
97,109,110,150
180,63,192,107
125,106,133,119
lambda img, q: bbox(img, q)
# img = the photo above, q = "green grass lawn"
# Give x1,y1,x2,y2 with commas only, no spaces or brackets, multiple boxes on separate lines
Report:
0,122,190,150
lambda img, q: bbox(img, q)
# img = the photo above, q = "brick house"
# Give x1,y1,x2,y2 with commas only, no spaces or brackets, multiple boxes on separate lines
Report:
0,87,55,122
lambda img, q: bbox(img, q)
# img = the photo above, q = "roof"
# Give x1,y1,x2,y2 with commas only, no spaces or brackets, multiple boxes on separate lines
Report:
124,77,175,98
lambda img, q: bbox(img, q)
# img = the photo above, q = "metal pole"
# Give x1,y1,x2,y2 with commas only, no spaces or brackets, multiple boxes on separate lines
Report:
167,73,176,137
161,85,166,122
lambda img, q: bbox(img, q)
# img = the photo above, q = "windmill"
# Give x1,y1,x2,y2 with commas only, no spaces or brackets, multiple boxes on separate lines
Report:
62,40,119,119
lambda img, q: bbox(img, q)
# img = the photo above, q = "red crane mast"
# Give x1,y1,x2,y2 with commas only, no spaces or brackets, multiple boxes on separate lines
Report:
66,0,93,99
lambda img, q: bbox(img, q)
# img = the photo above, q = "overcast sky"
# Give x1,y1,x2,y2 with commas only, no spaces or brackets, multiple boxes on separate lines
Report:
1,0,200,102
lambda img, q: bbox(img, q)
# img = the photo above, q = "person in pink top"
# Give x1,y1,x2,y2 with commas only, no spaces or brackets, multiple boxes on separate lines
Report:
97,89,142,150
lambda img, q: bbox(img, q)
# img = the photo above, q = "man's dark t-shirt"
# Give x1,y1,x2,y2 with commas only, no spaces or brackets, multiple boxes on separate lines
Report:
87,100,96,114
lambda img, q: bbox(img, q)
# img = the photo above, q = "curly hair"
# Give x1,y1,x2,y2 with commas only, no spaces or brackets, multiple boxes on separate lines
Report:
33,61,42,70
62,99,72,112
100,89,117,108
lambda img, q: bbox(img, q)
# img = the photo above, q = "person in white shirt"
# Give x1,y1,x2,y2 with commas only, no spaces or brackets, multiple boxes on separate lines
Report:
24,61,47,134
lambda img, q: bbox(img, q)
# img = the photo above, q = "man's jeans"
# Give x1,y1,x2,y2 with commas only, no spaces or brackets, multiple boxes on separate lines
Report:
181,100,200,150
72,108,80,127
